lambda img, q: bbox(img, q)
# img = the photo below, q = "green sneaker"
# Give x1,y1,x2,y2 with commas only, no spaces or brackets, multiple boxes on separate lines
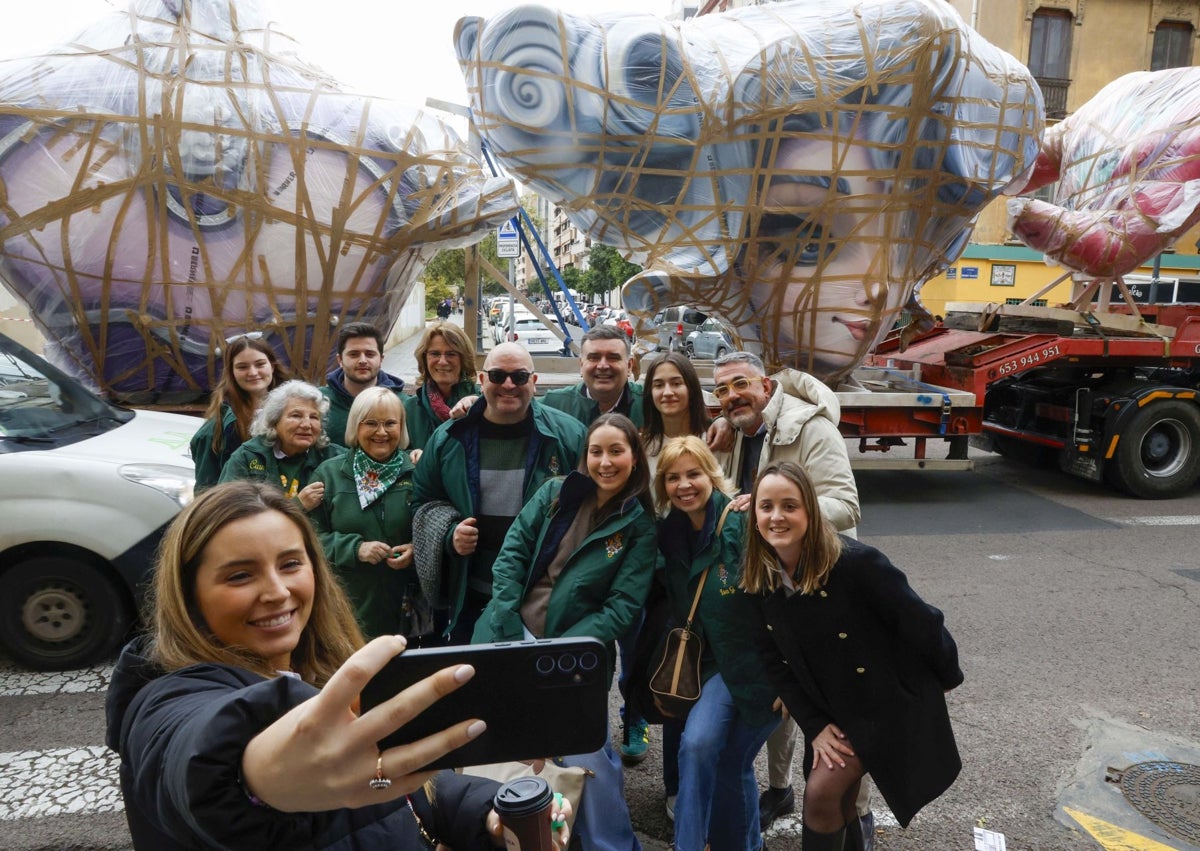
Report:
620,717,650,765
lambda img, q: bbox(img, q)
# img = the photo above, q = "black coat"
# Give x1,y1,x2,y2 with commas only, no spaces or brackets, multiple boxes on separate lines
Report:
748,538,963,827
105,639,499,850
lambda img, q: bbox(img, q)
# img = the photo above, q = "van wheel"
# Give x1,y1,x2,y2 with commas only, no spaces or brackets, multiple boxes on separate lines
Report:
684,342,695,359
1106,400,1200,499
0,556,131,670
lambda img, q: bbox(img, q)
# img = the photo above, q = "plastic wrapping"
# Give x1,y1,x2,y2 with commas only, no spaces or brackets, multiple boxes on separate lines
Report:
0,0,518,404
456,0,1042,382
1008,67,1200,280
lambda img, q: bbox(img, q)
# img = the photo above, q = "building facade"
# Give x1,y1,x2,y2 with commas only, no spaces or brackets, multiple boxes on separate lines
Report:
688,0,1200,319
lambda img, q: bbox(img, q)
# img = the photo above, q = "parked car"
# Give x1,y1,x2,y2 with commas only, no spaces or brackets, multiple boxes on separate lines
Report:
493,304,535,344
507,318,565,355
603,309,636,339
686,317,735,360
0,330,199,669
657,306,709,353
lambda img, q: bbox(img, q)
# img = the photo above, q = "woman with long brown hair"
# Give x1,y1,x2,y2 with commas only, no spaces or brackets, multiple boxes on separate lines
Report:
743,461,963,850
105,481,568,849
191,335,290,489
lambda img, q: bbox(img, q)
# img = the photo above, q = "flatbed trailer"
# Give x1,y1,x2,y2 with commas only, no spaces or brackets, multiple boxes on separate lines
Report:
847,302,1200,498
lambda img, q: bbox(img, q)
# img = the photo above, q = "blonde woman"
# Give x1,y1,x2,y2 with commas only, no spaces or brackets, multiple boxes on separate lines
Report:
653,436,777,851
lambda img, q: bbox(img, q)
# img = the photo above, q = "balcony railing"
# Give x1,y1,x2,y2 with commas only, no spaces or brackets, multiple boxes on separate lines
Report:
1036,76,1070,119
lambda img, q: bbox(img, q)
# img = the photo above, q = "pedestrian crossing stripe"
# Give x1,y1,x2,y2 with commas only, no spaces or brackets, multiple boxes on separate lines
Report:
1062,806,1179,850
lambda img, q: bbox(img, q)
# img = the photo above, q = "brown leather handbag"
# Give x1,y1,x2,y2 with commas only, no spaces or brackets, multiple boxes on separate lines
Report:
648,503,734,718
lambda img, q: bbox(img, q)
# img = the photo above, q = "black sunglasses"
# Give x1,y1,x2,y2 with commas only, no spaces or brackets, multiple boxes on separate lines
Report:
485,368,532,386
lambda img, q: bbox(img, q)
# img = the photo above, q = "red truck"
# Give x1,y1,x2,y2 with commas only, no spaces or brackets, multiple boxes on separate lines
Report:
839,301,1200,499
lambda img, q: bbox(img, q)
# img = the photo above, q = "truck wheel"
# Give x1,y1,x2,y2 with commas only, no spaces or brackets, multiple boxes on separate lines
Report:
1108,400,1200,499
0,556,131,670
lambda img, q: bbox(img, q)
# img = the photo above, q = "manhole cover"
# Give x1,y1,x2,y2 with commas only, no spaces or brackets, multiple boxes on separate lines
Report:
1117,761,1200,846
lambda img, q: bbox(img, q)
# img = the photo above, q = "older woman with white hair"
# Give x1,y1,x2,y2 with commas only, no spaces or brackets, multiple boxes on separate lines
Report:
218,380,345,510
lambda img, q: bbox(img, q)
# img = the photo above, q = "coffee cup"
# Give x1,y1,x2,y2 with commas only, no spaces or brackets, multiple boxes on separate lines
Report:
493,776,555,850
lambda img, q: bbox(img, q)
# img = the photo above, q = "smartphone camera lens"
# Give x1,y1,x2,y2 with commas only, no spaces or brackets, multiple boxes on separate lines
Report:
557,653,577,673
578,651,599,672
535,654,556,676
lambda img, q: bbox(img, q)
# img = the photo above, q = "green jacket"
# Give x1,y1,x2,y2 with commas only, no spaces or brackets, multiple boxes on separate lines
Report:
412,399,587,636
657,490,776,728
541,381,645,428
472,473,657,685
320,367,407,447
403,379,479,450
309,450,417,639
217,435,345,494
190,404,240,490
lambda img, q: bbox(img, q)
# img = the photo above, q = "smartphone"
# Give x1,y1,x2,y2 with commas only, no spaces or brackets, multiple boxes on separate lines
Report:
360,637,610,770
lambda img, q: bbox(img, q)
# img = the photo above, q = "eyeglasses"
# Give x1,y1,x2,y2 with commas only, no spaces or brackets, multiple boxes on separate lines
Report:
426,349,461,360
361,419,401,431
712,376,757,400
485,368,532,386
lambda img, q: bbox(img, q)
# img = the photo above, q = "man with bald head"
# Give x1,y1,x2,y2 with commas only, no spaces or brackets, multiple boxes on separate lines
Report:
413,343,587,643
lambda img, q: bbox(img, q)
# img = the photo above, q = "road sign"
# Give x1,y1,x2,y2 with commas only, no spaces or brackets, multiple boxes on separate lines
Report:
497,219,520,258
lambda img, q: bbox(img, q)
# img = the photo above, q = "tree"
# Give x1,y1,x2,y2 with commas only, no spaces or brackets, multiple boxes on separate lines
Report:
580,243,641,299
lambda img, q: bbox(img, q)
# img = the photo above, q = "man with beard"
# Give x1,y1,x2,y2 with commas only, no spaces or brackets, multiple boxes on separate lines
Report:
320,322,406,447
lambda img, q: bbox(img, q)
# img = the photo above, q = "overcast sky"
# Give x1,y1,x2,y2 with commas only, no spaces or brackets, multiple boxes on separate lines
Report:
0,0,677,112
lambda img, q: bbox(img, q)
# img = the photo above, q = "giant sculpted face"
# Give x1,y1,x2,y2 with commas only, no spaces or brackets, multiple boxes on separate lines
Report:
456,0,1042,383
0,0,516,402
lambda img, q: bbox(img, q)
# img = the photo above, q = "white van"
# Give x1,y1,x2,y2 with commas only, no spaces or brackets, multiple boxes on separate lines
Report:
0,331,199,669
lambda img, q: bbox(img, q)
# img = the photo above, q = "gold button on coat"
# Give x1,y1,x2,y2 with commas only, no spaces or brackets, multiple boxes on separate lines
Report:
838,632,848,639
856,667,866,674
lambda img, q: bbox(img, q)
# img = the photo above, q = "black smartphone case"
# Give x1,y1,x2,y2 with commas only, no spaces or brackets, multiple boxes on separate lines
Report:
360,637,610,770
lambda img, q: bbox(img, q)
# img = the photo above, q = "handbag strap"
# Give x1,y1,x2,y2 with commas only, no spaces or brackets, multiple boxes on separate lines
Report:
683,501,737,629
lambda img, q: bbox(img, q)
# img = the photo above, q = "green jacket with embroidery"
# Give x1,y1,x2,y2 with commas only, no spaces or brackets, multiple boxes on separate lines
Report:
309,449,417,639
217,435,345,494
472,473,657,685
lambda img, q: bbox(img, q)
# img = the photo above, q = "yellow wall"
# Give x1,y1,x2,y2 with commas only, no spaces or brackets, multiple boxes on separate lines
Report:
934,0,1200,309
918,252,1200,320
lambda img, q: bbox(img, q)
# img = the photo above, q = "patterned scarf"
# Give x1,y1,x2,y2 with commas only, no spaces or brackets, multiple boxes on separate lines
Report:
352,448,406,509
426,382,453,422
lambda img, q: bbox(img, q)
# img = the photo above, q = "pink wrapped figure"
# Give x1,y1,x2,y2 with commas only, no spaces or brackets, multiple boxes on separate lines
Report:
1009,67,1200,281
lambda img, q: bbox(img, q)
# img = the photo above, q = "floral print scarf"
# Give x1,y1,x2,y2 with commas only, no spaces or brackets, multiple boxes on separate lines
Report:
352,448,406,509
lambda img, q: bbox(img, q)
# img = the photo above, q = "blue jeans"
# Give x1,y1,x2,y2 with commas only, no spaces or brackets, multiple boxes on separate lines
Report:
562,726,642,851
673,674,779,851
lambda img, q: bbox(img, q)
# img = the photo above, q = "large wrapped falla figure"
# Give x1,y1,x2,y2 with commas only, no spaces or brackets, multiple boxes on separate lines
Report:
456,0,1043,384
1008,67,1200,281
0,0,517,403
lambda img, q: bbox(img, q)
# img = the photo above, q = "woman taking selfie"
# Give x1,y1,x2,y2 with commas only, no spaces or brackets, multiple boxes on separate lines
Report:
219,380,344,510
191,334,290,490
404,321,479,449
309,387,422,639
653,436,777,851
105,481,570,849
473,412,656,851
743,461,963,851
